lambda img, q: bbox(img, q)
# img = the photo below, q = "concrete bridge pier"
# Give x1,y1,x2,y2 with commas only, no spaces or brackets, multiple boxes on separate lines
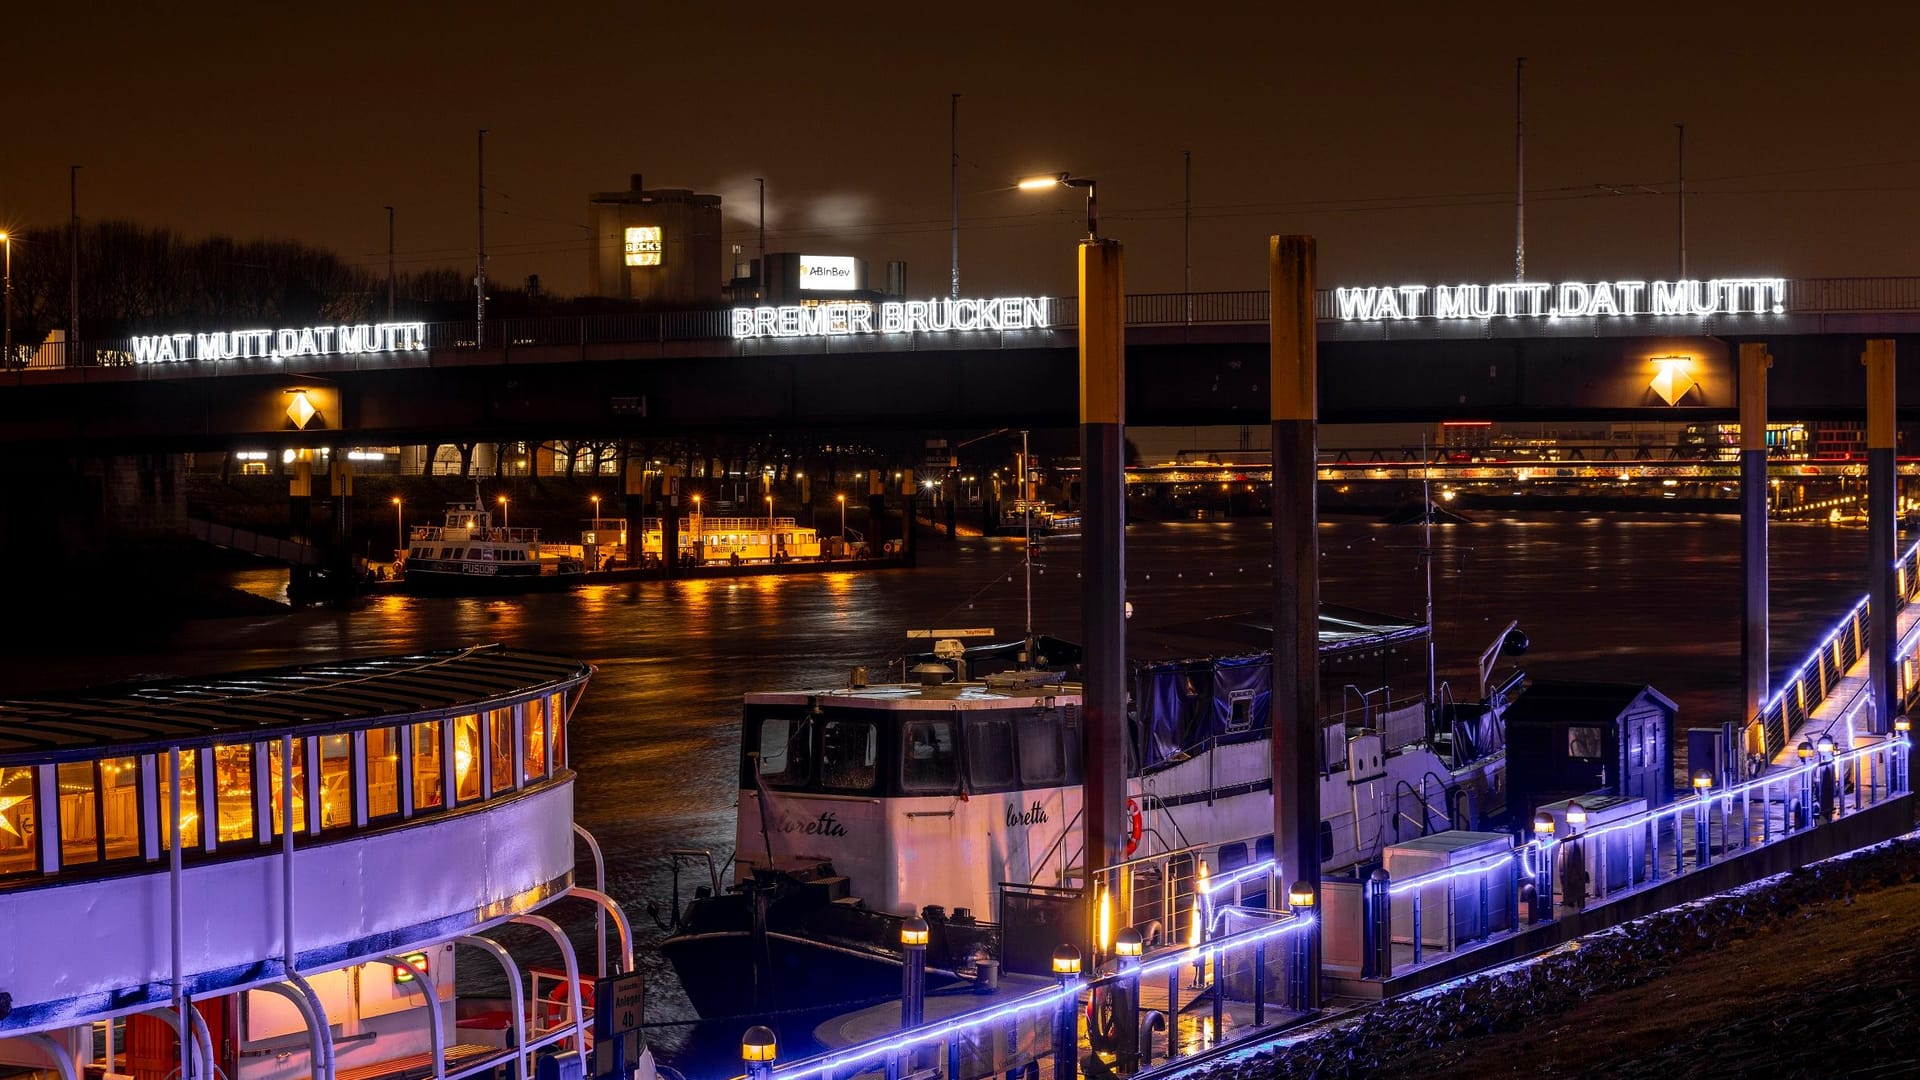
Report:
328,454,354,607
623,459,645,570
1866,339,1897,733
662,465,682,578
1740,343,1772,750
867,470,886,553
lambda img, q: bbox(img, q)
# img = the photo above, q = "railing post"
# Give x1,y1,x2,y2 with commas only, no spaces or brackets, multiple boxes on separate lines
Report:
1052,945,1081,1080
1411,891,1423,964
1114,929,1143,1072
1364,869,1392,979
901,917,929,1028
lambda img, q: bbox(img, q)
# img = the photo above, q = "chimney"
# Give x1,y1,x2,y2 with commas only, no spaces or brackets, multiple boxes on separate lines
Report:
630,173,645,192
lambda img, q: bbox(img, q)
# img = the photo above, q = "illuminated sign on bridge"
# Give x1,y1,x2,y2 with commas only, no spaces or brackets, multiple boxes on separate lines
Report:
730,297,1050,339
1333,277,1786,321
129,322,428,364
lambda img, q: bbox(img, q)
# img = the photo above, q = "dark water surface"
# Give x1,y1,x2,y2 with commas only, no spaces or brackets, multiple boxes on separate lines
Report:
0,513,1874,1067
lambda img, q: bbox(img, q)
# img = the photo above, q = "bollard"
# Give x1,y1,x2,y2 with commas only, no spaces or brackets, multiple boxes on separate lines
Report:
742,1026,776,1080
1692,772,1713,868
1114,929,1143,1072
1364,869,1392,979
900,916,929,1029
1287,880,1318,1012
1896,719,1911,792
1052,945,1081,1080
1531,813,1555,918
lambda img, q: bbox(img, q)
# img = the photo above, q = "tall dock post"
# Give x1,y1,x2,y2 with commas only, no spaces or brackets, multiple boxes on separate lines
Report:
1269,235,1321,1010
1740,342,1772,750
1079,236,1128,878
1867,339,1898,733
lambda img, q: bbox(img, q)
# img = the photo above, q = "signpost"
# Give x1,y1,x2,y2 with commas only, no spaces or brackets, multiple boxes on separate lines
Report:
592,971,645,1080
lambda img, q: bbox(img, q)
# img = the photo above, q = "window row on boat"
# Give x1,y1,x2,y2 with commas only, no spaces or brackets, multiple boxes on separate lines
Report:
742,701,1084,797
409,545,535,561
0,691,570,887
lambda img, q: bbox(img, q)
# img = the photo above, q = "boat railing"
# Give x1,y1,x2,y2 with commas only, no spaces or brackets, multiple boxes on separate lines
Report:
1088,828,1279,956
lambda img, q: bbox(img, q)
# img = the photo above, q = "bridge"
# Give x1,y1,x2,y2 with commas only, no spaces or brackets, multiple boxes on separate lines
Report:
2,277,1919,451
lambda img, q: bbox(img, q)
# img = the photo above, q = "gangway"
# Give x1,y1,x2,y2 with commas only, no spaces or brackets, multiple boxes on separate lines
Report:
187,516,325,566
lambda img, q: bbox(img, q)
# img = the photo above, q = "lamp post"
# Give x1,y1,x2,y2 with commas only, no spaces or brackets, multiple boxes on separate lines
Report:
1018,172,1099,240
1287,880,1318,1012
900,916,929,1028
591,493,600,521
1692,771,1713,866
1530,811,1555,919
1797,739,1815,828
390,496,403,557
1817,733,1838,818
1896,717,1911,792
1051,945,1081,1080
1564,801,1588,910
837,493,846,540
1114,928,1143,1070
741,1026,776,1080
1,231,11,365
497,494,509,532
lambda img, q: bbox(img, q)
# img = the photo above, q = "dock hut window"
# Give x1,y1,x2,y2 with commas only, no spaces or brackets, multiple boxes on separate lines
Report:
488,708,515,795
412,721,444,811
319,734,353,830
213,744,255,843
523,698,549,782
966,717,1017,791
268,740,308,836
366,727,401,819
0,765,37,876
158,750,201,852
900,719,959,793
56,761,99,866
1567,726,1604,761
820,719,879,792
453,715,482,803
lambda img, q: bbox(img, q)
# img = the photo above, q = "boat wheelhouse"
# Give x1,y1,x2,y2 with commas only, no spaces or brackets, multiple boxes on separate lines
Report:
402,504,584,592
0,646,633,1080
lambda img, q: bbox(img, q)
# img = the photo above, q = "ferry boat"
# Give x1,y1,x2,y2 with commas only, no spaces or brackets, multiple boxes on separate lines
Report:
634,514,825,567
655,610,1525,1018
401,502,585,593
0,646,650,1080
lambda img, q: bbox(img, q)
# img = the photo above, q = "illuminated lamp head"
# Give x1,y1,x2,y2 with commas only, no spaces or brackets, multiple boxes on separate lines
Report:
1051,944,1081,976
1692,771,1713,792
1798,739,1815,761
1114,928,1143,958
742,1026,777,1063
1817,734,1836,757
900,916,929,948
1565,802,1587,828
1532,811,1555,837
1287,881,1316,909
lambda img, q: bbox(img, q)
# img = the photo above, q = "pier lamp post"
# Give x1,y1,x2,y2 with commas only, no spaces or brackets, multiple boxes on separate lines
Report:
1,231,11,364
497,494,509,531
1816,733,1838,819
1051,945,1081,1080
1531,812,1555,919
741,1026,776,1080
390,496,403,558
1114,928,1143,1070
1018,172,1099,241
1896,717,1911,792
1564,802,1588,911
900,916,929,1028
1287,880,1318,1011
837,493,846,541
1797,739,1816,828
590,493,600,521
1692,771,1714,867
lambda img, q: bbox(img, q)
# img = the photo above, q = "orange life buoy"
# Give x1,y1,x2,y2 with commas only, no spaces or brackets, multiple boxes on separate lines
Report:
1124,797,1143,856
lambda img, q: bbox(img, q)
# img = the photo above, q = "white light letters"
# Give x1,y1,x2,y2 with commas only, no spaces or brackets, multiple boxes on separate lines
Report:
1334,278,1786,321
731,297,1051,339
130,322,429,364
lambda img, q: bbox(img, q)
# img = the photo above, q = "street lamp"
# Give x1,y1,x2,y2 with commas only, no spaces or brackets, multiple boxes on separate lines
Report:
390,495,403,556
1018,172,1099,240
765,493,774,524
0,231,11,365
837,493,846,539
497,494,509,531
590,493,600,521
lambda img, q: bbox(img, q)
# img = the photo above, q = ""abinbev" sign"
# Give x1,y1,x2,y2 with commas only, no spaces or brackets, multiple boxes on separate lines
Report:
1333,277,1786,321
732,297,1050,339
130,322,429,364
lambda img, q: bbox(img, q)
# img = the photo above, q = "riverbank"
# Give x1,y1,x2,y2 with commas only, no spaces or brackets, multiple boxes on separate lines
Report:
1200,832,1920,1080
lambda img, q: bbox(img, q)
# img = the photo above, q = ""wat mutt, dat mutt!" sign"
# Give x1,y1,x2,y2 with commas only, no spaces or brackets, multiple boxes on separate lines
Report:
1332,277,1786,321
129,322,429,364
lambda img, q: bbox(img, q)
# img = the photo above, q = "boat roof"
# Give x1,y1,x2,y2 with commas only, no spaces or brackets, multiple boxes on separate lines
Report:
1128,602,1429,664
0,644,591,762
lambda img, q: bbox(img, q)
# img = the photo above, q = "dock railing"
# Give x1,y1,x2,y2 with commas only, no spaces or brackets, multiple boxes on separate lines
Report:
741,904,1315,1080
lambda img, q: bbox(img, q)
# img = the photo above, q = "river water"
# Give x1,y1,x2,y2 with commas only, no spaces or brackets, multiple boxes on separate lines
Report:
0,513,1874,1069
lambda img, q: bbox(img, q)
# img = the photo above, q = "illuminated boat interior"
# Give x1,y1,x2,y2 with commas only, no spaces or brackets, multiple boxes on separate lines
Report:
0,645,632,1080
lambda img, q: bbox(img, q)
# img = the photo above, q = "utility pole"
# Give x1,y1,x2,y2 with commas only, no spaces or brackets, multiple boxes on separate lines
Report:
1514,58,1525,282
476,130,488,348
1183,150,1193,324
1675,122,1687,278
950,93,961,300
69,165,80,357
384,205,396,319
756,177,766,299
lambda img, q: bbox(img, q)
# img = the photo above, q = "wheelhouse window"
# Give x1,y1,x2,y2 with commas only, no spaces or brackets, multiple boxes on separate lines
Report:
366,727,401,819
318,734,353,830
56,761,99,867
0,765,38,876
412,721,444,811
213,744,255,843
268,739,308,836
159,750,201,852
488,708,515,795
453,715,482,803
966,717,1017,791
523,698,549,783
548,692,567,769
755,713,812,787
101,757,140,861
820,719,878,792
900,718,959,793
1016,712,1066,786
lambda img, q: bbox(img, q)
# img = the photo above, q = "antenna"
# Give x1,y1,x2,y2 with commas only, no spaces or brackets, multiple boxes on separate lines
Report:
950,93,960,300
1022,428,1034,666
1514,57,1526,282
1422,435,1437,722
476,129,487,347
1675,122,1687,278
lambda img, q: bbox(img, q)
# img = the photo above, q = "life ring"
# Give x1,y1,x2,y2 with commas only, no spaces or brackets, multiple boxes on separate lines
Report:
1124,797,1143,856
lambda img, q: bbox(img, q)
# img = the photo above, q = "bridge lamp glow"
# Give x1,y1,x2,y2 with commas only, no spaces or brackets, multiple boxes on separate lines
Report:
1897,717,1912,734
1798,739,1815,761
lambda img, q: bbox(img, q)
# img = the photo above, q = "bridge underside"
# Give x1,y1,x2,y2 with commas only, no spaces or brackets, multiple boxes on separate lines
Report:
4,330,1919,452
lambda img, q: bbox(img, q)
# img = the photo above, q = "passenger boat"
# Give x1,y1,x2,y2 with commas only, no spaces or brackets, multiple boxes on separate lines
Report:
400,501,585,593
633,514,825,568
655,611,1526,1019
0,646,650,1080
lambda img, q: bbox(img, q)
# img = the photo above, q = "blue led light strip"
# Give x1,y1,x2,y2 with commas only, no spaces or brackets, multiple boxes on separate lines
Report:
1386,841,1546,896
1203,858,1277,895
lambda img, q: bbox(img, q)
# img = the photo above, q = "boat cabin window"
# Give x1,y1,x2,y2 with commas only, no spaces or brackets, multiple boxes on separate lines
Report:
548,692,567,769
0,765,38,876
268,739,308,836
966,717,1017,791
213,744,255,843
1015,712,1066,786
366,727,401,819
158,749,200,851
412,720,444,810
453,715,483,803
900,718,959,794
488,708,515,795
820,719,879,792
319,734,353,830
755,713,812,786
523,698,549,783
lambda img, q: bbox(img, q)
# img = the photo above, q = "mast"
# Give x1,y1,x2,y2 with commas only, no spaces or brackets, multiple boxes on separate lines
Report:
950,93,960,300
476,129,487,347
1675,122,1687,278
1022,428,1033,665
1514,57,1526,282
1423,437,1437,723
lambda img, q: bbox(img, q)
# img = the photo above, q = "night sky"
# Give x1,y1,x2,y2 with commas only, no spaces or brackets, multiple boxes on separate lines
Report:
5,4,1917,300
